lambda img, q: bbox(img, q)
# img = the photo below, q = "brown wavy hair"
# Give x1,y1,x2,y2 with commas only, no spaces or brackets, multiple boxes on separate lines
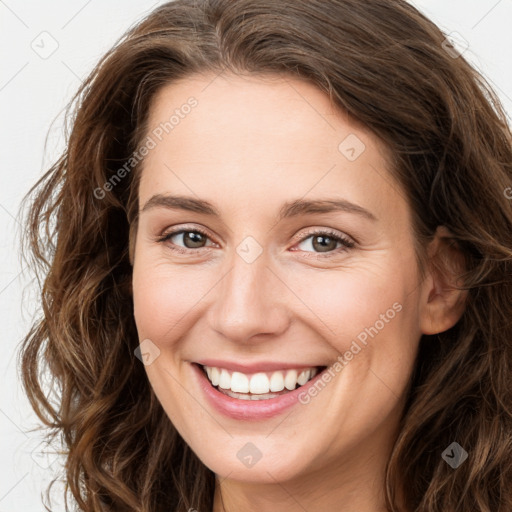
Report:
19,0,512,510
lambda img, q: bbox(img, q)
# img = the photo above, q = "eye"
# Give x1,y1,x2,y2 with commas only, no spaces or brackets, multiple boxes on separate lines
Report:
292,229,355,257
157,227,216,253
157,226,355,257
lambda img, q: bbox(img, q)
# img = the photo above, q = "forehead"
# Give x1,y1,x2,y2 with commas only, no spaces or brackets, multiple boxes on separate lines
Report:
144,72,385,160
138,72,405,226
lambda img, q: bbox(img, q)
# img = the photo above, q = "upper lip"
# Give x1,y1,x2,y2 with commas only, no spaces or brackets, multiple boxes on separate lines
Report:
195,359,325,373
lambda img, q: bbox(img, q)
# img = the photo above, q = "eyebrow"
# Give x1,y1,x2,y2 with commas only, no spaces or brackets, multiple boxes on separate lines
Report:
141,194,377,222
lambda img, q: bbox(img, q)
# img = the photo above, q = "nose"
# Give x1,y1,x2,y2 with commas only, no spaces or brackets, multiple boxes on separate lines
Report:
206,246,290,344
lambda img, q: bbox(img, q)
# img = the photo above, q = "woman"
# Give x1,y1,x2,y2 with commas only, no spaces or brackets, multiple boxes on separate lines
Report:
20,0,512,511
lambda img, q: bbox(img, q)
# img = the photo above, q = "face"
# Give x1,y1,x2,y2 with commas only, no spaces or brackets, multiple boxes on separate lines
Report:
131,72,427,485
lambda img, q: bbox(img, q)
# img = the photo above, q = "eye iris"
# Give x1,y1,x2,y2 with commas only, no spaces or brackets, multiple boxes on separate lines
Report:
184,231,206,248
312,235,337,252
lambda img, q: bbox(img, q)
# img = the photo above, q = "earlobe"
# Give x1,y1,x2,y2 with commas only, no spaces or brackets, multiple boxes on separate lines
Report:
419,226,468,335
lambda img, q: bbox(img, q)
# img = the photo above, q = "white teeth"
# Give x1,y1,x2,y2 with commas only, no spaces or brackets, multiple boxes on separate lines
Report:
269,371,285,392
220,389,283,400
202,365,320,395
249,373,270,394
231,372,249,393
218,369,231,389
284,369,298,391
210,367,220,386
297,369,310,386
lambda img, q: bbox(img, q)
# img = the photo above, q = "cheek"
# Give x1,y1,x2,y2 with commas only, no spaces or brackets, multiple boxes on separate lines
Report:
289,265,410,342
132,260,211,341
131,261,210,429
287,259,421,389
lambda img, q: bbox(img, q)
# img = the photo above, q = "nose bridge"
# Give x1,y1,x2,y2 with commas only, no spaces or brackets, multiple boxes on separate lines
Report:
207,244,289,342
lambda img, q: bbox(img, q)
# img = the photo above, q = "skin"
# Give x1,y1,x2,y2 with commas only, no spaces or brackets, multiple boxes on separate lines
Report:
131,72,466,512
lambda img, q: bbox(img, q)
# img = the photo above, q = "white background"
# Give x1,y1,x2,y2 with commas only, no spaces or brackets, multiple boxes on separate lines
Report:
1,1,511,510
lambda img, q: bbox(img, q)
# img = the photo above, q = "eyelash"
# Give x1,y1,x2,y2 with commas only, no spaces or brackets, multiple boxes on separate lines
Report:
156,226,355,258
292,228,355,258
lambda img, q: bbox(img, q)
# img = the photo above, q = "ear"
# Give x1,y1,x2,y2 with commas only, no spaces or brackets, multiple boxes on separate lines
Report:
419,226,468,335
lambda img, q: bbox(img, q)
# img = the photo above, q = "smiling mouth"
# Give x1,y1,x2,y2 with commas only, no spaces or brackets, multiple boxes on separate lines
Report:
199,364,327,401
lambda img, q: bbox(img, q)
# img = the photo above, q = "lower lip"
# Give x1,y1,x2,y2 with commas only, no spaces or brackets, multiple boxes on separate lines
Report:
192,363,326,421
